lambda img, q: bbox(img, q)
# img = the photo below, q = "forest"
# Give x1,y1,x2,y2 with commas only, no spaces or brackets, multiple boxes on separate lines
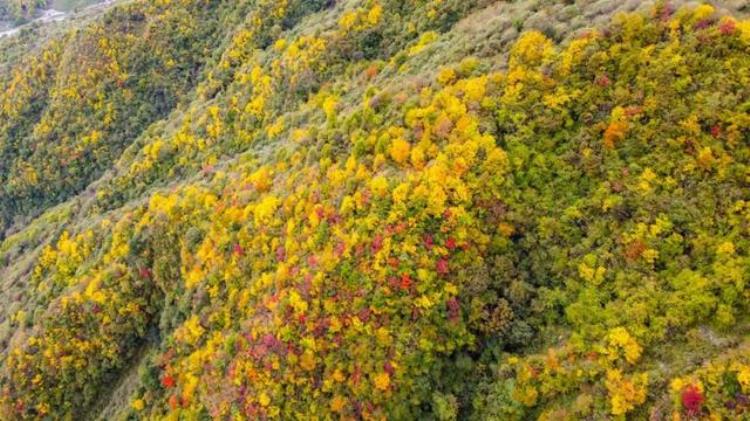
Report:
0,0,47,21
0,0,749,419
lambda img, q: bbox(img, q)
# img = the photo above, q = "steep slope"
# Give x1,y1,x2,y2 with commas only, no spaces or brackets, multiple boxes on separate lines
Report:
0,1,749,420
0,0,271,236
0,0,46,21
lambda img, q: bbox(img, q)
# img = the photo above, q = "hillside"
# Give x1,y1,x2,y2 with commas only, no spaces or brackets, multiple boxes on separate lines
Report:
0,0,44,21
0,0,749,419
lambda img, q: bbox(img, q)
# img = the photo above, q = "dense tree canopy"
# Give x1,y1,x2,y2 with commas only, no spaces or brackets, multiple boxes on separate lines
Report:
0,0,749,419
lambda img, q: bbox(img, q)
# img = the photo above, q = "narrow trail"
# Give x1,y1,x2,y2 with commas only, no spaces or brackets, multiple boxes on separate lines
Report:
0,0,116,37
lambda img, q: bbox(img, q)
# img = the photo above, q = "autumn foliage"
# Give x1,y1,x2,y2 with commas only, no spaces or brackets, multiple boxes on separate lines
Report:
0,1,749,420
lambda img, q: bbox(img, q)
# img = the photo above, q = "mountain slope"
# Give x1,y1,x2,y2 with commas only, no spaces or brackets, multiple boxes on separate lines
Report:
0,1,749,419
0,0,46,21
